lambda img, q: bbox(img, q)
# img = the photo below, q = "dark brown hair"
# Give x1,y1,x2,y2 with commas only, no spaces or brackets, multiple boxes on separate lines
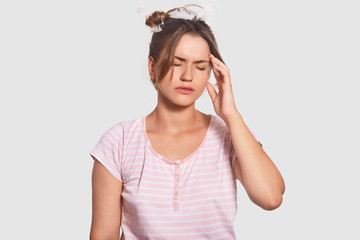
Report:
145,6,224,90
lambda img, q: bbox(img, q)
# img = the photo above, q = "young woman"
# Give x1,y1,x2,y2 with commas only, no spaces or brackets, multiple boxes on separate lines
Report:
90,4,285,240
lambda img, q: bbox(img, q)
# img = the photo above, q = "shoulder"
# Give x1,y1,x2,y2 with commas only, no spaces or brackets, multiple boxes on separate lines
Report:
210,114,230,136
119,115,144,134
101,115,144,140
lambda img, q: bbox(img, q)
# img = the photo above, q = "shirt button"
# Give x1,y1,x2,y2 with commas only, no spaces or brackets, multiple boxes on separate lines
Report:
176,164,180,168
176,178,180,183
174,192,178,196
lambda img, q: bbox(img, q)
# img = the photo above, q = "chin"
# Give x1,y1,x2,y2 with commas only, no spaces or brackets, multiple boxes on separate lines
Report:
172,99,195,108
166,96,197,107
159,89,200,107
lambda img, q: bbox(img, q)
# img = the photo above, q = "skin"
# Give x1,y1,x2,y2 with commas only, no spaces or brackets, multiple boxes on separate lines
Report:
90,159,123,240
90,33,285,239
148,33,285,210
147,34,212,135
207,52,285,210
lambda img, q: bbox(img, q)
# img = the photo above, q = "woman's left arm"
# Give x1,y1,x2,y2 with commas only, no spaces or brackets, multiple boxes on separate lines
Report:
206,53,285,210
225,112,285,210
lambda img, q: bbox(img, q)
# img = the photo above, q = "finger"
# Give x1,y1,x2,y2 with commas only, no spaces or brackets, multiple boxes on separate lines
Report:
210,62,221,81
206,82,217,103
210,54,228,72
212,64,221,78
209,54,230,74
212,62,230,84
210,60,230,84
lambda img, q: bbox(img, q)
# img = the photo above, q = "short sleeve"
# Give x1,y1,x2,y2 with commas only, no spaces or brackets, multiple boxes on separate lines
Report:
229,128,262,167
90,123,124,182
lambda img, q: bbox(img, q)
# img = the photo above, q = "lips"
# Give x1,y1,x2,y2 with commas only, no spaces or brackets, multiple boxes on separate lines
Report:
176,86,194,91
175,86,194,94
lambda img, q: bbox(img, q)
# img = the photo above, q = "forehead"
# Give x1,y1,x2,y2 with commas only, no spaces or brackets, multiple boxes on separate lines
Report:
173,34,210,60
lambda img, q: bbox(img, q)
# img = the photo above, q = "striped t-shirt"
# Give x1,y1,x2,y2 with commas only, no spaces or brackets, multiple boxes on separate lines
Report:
90,114,260,240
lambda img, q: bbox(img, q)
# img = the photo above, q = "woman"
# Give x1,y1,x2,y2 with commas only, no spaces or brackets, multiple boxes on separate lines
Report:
90,4,285,240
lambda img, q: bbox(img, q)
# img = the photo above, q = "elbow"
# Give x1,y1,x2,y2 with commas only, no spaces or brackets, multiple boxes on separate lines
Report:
250,175,285,210
261,192,284,211
264,179,286,210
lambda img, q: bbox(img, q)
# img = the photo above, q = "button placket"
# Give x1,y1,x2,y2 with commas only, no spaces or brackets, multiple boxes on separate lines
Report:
173,160,181,211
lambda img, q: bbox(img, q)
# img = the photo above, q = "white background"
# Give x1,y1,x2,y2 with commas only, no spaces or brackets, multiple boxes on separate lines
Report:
1,0,359,239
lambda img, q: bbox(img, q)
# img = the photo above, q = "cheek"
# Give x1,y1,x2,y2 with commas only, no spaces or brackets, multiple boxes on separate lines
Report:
197,71,210,83
160,69,175,86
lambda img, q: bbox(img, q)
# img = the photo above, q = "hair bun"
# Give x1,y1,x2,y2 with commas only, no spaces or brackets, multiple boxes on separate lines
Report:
145,11,168,27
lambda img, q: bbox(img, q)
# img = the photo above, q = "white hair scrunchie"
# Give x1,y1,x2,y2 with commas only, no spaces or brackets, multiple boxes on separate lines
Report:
137,2,217,33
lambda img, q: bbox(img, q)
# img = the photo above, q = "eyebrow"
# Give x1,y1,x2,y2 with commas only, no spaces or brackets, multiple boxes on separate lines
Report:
174,56,209,64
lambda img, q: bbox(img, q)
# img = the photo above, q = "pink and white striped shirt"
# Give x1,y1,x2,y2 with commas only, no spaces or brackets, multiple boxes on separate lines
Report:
90,114,260,240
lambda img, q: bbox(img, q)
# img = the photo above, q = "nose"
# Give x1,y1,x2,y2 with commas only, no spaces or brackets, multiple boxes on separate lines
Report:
180,64,192,82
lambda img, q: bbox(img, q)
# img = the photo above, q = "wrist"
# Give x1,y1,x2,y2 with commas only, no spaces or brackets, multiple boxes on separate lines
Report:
223,111,243,127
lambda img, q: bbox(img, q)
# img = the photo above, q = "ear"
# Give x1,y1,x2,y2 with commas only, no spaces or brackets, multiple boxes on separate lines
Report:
148,56,156,80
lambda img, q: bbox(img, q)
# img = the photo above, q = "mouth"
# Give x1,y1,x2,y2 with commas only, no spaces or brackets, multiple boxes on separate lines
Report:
175,87,194,94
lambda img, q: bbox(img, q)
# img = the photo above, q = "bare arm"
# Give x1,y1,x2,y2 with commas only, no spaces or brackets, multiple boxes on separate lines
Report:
206,53,284,210
226,112,285,210
90,158,123,240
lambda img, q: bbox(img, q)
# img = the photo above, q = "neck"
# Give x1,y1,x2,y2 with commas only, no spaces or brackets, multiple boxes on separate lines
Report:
147,93,204,134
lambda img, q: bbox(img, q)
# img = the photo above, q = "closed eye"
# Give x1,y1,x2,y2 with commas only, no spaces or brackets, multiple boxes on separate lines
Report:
172,63,207,71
